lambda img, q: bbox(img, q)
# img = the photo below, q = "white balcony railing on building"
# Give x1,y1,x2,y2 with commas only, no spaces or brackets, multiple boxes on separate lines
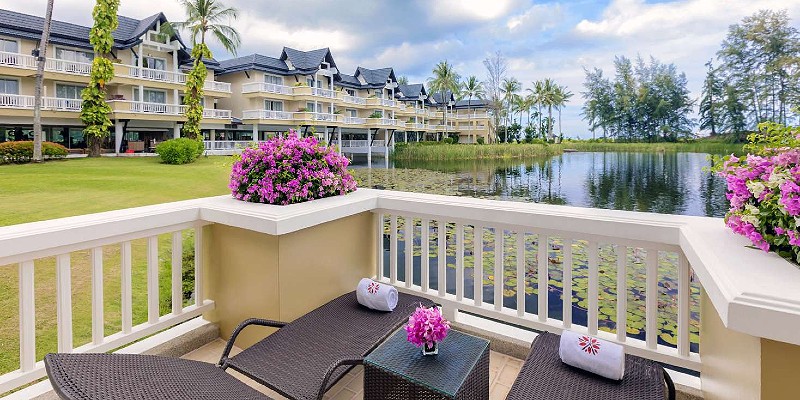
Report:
44,97,83,111
454,112,490,120
123,65,186,84
0,94,35,109
242,109,293,120
311,87,336,98
344,116,367,125
111,101,186,115
308,112,337,122
338,139,386,147
342,95,367,105
203,140,257,150
202,109,233,119
203,80,232,93
45,58,93,76
406,123,426,130
241,82,293,95
0,94,82,112
0,51,37,69
380,99,397,107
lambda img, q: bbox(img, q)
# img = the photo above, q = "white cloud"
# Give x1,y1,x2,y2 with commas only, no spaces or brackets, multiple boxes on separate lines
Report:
506,3,563,34
423,0,522,25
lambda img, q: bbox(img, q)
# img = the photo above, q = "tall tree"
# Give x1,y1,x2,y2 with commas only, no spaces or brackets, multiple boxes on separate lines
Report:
174,0,241,140
539,78,559,141
483,51,507,142
81,0,120,157
554,85,573,142
397,75,409,85
460,75,485,143
428,60,461,141
500,77,521,142
32,0,54,162
699,60,724,135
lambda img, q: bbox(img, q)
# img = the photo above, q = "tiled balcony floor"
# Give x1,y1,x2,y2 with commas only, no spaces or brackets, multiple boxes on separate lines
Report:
182,339,524,400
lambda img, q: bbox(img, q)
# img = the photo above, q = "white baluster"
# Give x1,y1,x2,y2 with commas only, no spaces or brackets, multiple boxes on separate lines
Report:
421,219,430,292
537,234,548,321
389,216,397,284
121,241,133,334
562,239,573,328
171,232,183,314
376,214,384,280
678,253,690,356
194,228,204,307
474,225,483,306
516,232,526,317
616,245,628,343
91,247,104,345
646,249,659,349
56,254,73,352
18,261,35,371
494,229,503,311
456,223,464,302
587,241,599,335
437,221,446,297
147,236,159,324
405,217,413,288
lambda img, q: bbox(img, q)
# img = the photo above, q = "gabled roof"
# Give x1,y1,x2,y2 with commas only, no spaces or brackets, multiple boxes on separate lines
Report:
395,83,427,101
0,9,184,51
336,73,362,89
217,54,290,76
280,47,337,74
454,98,489,109
429,90,456,105
355,67,395,88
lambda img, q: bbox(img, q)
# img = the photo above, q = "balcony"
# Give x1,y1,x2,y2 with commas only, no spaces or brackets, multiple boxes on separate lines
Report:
0,94,82,112
1,190,798,399
242,109,293,120
344,116,367,125
342,94,367,105
241,82,293,96
338,139,386,147
109,100,186,117
202,109,233,120
405,122,426,130
454,112,490,120
366,118,400,127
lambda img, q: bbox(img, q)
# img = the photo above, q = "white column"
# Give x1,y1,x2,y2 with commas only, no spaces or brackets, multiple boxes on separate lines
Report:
337,127,342,155
114,120,124,154
324,127,329,144
173,123,180,139
210,129,216,148
367,128,372,166
253,123,259,139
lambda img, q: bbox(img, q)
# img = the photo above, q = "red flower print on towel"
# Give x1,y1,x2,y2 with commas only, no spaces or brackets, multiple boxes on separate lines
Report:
367,282,380,294
578,335,600,355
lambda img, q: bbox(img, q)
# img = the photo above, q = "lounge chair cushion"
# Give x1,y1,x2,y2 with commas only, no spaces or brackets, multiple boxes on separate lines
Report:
506,332,672,400
45,353,271,400
225,291,433,400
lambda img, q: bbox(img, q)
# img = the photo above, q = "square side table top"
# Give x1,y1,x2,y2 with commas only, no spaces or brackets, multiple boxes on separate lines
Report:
364,328,490,397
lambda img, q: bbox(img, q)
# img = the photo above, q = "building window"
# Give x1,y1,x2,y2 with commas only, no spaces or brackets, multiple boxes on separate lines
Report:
264,75,283,86
0,78,19,94
56,84,85,99
0,39,18,53
346,89,355,96
142,57,166,70
264,100,283,111
347,109,357,117
306,102,322,113
306,78,314,87
134,88,167,104
55,48,94,63
374,90,383,99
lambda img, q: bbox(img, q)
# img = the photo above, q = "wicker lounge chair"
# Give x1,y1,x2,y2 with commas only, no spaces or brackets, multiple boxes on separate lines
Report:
45,291,433,400
506,332,676,400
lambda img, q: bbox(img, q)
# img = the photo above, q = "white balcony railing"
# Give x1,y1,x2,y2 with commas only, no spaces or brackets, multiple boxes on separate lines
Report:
342,95,367,105
379,118,399,126
0,94,82,111
44,97,83,111
338,139,386,147
203,140,256,150
3,190,800,395
406,122,426,130
344,116,367,125
242,109,293,120
45,58,93,76
110,101,186,115
202,108,232,119
380,99,397,107
203,80,232,93
308,112,337,122
241,82,293,95
0,51,36,68
311,87,336,98
0,94,35,109
123,65,186,84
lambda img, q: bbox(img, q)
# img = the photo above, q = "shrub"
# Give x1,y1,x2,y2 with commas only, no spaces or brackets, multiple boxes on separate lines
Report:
442,137,454,144
714,122,800,263
155,138,204,165
476,137,485,145
229,130,357,205
0,141,68,164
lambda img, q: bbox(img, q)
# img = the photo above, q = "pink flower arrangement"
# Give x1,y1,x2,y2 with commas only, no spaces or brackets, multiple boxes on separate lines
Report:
715,123,800,264
405,305,450,348
229,130,357,205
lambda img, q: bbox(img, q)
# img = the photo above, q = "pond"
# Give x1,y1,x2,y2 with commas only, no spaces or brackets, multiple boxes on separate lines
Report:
357,151,728,356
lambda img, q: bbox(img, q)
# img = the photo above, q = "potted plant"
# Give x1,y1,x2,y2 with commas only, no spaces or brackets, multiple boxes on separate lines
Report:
229,130,357,205
714,122,800,264
405,305,450,356
368,111,382,119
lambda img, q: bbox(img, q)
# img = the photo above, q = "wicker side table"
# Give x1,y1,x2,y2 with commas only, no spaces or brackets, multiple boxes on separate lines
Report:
364,329,489,400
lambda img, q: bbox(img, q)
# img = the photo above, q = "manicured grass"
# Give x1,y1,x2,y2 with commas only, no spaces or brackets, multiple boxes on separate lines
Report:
0,156,233,377
0,156,233,227
391,141,744,161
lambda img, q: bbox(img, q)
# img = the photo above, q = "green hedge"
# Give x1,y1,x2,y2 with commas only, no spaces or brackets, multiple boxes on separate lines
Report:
155,138,204,165
0,141,69,164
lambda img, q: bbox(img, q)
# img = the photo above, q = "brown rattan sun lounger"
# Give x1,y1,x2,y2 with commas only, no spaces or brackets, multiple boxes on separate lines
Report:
45,290,434,400
506,332,676,400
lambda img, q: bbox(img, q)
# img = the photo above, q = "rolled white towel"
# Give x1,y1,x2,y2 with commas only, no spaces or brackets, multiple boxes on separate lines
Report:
559,330,625,380
356,278,398,312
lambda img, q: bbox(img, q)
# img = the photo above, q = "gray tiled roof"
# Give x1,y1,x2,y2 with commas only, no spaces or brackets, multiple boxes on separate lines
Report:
396,83,426,101
430,91,455,105
355,67,394,87
337,73,362,88
281,47,333,72
454,98,489,109
217,54,290,75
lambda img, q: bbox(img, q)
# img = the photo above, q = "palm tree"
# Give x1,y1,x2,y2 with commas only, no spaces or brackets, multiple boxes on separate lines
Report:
554,85,573,143
500,78,521,142
460,76,485,143
527,81,545,140
174,0,241,55
32,0,54,162
427,60,461,141
539,78,558,142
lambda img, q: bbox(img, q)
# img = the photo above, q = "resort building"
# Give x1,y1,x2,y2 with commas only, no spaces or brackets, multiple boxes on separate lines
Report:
0,9,494,155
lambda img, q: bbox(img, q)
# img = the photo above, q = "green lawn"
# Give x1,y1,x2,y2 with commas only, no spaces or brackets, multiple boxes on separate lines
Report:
0,157,233,227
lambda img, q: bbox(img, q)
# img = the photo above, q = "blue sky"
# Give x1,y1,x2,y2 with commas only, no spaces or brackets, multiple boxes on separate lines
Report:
2,0,799,137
